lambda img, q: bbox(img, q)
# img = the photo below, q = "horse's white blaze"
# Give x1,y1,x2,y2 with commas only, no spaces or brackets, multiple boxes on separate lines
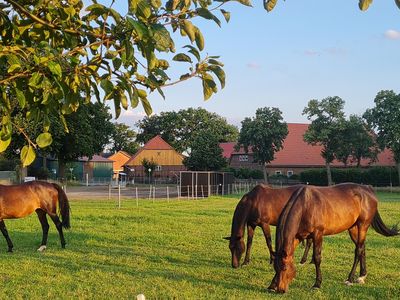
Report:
37,245,47,252
356,275,366,284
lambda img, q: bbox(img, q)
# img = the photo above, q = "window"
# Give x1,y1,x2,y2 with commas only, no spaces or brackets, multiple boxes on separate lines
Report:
287,170,294,177
155,165,162,171
275,170,282,175
238,155,249,162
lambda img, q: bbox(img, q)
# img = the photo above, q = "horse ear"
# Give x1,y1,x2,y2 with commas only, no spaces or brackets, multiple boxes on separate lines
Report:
223,236,231,240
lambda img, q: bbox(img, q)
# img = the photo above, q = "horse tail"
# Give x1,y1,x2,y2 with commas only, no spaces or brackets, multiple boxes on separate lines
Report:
52,183,71,229
371,211,399,237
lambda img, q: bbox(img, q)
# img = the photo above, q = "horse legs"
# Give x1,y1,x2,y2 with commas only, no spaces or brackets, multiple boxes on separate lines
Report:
49,214,66,248
242,225,255,266
36,209,49,252
312,231,323,289
300,238,313,265
0,220,13,252
261,223,275,264
346,225,368,284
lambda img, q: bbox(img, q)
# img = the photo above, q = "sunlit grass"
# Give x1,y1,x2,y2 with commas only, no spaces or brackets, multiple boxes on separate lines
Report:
0,192,398,299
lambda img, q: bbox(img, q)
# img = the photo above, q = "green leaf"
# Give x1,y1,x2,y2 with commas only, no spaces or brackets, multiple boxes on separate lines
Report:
127,17,148,40
208,59,224,67
15,88,26,109
396,0,400,9
60,115,69,133
36,132,53,148
195,8,221,27
20,145,36,167
138,0,152,19
220,9,231,22
173,53,192,63
112,57,122,70
195,29,205,51
0,138,11,152
181,20,196,42
202,74,217,100
8,64,21,73
358,0,373,11
28,72,42,88
235,0,253,7
151,24,174,52
131,89,139,108
120,91,129,110
48,61,62,78
100,79,114,96
140,98,153,116
184,45,200,61
208,65,226,89
264,0,277,12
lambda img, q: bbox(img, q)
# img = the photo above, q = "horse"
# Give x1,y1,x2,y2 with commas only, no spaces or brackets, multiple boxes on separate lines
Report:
224,184,313,268
0,181,70,252
268,183,399,293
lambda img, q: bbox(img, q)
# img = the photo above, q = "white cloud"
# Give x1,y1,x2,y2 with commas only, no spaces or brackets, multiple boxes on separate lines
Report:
304,50,320,56
384,29,400,40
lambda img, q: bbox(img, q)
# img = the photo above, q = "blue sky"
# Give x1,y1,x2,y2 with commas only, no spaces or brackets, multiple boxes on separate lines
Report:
109,0,400,128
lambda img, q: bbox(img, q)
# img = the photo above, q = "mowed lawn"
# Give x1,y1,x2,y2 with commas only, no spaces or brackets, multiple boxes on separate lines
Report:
0,192,399,299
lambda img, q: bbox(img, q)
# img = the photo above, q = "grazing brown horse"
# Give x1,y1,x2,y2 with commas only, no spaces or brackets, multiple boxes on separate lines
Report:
224,184,313,268
0,181,70,252
268,183,399,293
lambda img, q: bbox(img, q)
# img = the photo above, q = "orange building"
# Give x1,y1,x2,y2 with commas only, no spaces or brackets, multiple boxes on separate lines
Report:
124,135,186,178
109,150,132,180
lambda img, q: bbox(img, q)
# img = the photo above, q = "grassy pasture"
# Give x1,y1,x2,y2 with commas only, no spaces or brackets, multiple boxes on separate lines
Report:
0,193,399,299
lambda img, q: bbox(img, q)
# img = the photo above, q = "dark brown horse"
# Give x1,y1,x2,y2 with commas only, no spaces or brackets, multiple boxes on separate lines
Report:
268,183,399,293
0,181,70,252
225,184,312,268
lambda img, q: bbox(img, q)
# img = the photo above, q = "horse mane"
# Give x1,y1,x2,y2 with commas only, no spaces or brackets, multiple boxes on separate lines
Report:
275,186,306,254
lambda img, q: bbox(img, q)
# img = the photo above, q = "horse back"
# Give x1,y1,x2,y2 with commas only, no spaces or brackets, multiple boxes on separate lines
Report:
0,181,58,219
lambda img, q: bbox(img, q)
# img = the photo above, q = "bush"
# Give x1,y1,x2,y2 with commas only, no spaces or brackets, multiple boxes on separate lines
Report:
300,167,399,186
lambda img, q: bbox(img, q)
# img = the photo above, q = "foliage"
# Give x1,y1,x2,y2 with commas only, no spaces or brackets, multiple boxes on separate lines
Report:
303,96,346,185
364,90,400,179
0,197,398,298
263,0,400,12
110,122,139,155
183,130,226,171
0,0,246,165
223,167,264,179
141,157,157,175
335,115,378,167
300,167,399,186
237,107,288,182
136,107,238,153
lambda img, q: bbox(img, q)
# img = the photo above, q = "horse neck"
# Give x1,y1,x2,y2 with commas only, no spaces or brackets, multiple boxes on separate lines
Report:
276,187,305,257
231,197,251,239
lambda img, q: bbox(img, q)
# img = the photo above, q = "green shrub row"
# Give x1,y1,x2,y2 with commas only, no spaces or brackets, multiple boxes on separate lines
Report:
300,167,399,186
222,167,264,179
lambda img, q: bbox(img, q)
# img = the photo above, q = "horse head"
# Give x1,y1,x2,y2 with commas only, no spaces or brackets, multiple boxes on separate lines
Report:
223,236,245,268
268,252,296,293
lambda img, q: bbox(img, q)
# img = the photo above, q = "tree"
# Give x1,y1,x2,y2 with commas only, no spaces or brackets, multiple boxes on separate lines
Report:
183,130,227,171
136,107,238,153
110,123,139,155
303,96,345,186
364,90,400,184
263,0,400,12
334,115,378,167
7,101,114,179
0,0,246,166
237,107,288,183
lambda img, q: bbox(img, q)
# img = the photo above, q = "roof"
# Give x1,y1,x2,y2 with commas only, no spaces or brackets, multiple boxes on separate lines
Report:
143,135,173,150
124,135,182,166
220,142,236,159
221,123,395,167
109,150,132,160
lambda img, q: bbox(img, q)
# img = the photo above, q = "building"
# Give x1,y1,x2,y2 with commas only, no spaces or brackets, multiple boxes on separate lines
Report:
124,135,186,179
109,150,132,181
221,123,395,177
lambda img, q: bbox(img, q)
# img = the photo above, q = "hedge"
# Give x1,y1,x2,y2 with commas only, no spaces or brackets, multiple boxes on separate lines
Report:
300,167,399,186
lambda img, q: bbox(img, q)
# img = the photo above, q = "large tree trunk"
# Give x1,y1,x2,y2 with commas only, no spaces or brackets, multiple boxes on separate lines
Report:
326,162,333,186
263,162,269,184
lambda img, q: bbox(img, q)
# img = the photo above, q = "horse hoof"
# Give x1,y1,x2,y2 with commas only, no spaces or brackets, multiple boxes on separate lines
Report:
37,245,47,252
356,276,366,284
7,249,13,253
344,280,353,286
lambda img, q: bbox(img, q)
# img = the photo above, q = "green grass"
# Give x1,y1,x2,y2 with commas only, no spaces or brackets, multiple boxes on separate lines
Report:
0,192,399,299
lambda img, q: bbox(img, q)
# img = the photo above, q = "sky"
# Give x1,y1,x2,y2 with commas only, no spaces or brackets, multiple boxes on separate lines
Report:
106,0,400,129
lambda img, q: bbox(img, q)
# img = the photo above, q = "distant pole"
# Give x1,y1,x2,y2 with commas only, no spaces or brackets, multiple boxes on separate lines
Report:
201,185,204,198
222,184,224,196
108,184,111,200
187,185,190,200
153,186,155,203
86,173,89,186
177,185,180,199
148,186,152,200
167,186,169,202
118,183,121,208
136,187,138,207
195,185,197,199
